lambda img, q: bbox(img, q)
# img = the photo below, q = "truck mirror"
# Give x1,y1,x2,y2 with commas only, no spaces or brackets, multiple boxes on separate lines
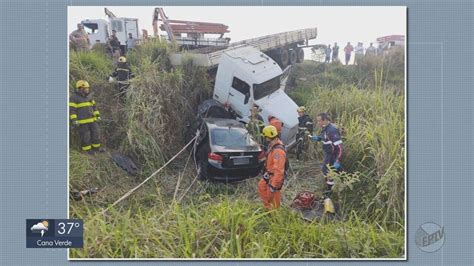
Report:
244,92,250,104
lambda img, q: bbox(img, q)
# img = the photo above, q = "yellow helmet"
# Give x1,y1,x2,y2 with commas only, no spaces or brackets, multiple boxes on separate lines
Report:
118,56,127,63
261,125,278,139
297,106,306,113
76,80,90,89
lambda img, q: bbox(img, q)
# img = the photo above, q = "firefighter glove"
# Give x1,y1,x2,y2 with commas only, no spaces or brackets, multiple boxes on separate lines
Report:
96,116,101,122
309,135,321,141
333,161,341,170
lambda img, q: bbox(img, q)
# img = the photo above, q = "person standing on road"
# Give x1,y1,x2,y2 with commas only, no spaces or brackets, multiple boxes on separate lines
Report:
309,113,343,193
324,44,332,63
354,42,365,65
332,42,339,62
126,33,138,52
365,42,377,56
69,80,103,154
258,125,287,210
107,30,121,63
69,23,90,51
344,42,354,65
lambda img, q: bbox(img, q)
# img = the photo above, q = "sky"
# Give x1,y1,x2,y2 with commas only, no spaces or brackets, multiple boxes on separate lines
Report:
68,6,406,61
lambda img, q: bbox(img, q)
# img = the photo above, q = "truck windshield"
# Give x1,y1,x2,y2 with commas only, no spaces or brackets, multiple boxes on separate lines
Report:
83,23,98,34
211,128,254,147
253,76,281,100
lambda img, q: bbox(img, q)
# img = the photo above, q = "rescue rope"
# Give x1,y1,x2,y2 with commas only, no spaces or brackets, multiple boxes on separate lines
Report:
173,143,194,201
100,136,196,215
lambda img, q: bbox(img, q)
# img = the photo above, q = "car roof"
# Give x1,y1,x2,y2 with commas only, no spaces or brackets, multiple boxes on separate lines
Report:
203,118,245,129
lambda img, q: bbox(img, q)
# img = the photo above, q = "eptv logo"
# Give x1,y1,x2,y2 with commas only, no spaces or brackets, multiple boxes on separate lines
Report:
415,222,445,252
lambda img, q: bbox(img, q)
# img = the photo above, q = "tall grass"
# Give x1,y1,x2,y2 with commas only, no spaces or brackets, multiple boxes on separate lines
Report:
120,40,212,172
70,195,404,258
290,50,405,225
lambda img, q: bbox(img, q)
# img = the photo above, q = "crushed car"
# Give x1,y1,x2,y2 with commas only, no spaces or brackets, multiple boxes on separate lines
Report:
193,100,265,181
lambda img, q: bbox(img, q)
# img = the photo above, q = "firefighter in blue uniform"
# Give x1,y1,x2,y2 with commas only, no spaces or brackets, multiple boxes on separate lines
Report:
70,80,103,154
309,113,343,192
111,56,134,97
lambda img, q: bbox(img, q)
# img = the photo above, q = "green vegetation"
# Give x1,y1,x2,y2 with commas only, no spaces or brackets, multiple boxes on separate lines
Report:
289,48,405,225
69,42,405,258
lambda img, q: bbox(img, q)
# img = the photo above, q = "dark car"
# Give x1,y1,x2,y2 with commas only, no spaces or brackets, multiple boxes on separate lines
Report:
193,117,265,181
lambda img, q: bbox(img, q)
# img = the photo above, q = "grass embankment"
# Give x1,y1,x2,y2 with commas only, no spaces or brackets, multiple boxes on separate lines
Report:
69,42,405,258
289,49,405,225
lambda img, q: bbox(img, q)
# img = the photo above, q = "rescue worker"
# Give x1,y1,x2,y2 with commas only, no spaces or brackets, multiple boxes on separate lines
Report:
111,56,134,97
246,105,265,145
258,125,287,210
297,106,314,134
267,115,283,135
69,80,103,154
309,113,343,192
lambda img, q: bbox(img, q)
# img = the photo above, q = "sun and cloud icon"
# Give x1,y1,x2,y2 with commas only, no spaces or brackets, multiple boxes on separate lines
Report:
30,220,49,237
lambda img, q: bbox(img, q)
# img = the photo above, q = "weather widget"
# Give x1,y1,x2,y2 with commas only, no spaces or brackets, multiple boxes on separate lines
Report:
26,219,83,248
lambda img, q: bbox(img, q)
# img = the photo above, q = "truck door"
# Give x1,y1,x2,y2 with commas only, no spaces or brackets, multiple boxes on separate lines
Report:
124,19,139,39
228,76,252,120
110,19,126,44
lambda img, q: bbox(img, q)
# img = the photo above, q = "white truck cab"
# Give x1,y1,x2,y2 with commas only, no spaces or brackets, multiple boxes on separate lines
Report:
213,46,299,147
81,19,109,47
81,17,140,49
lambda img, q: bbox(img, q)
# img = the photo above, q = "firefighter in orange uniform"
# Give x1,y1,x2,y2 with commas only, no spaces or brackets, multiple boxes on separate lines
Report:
267,115,283,135
258,125,287,209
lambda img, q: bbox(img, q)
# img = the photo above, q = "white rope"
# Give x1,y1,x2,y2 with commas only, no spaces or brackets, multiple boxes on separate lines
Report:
100,136,196,215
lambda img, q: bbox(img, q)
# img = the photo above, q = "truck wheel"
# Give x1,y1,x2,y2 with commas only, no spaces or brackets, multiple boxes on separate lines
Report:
289,49,297,65
296,48,305,63
279,48,289,68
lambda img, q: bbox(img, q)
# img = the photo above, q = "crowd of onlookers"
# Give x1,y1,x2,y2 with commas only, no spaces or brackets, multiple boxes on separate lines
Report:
324,41,384,65
69,23,139,64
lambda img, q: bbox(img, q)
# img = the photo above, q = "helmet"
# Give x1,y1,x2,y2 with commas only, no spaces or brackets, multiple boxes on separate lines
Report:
118,56,127,63
261,125,278,139
76,80,90,89
297,106,306,113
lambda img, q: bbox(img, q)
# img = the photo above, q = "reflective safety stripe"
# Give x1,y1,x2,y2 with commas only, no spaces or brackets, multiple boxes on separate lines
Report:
93,111,100,116
78,117,96,124
333,140,343,145
69,101,94,108
82,145,92,151
322,140,332,145
70,114,78,120
116,68,130,72
92,143,101,148
76,102,93,108
117,80,130,84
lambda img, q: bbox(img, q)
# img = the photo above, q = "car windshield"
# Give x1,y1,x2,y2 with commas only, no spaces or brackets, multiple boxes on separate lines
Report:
253,75,281,100
210,127,254,147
